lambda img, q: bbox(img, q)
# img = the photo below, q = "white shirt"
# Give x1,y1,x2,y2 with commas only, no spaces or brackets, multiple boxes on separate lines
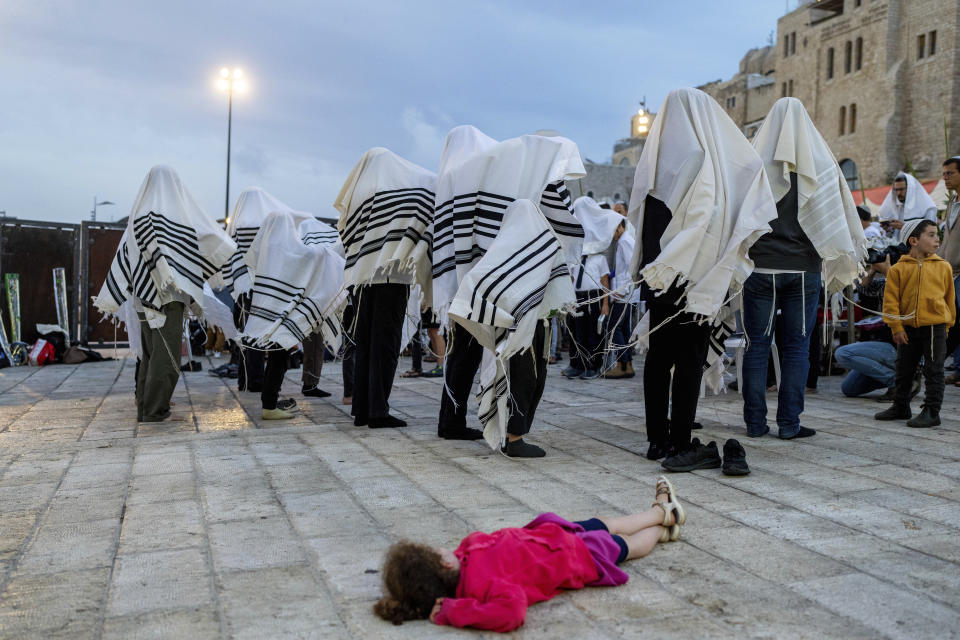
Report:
573,253,609,292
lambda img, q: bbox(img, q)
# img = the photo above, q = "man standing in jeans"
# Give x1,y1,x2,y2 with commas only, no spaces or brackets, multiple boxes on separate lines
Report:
938,157,960,373
744,98,865,439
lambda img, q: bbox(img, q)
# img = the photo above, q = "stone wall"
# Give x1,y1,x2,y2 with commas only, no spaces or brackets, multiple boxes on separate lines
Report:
565,161,635,205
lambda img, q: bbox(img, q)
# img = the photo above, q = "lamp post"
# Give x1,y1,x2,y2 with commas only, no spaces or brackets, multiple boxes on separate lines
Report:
216,67,247,222
91,197,114,222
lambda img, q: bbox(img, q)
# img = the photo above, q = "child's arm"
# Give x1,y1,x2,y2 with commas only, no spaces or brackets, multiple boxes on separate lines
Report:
882,266,907,343
432,580,528,632
945,266,956,328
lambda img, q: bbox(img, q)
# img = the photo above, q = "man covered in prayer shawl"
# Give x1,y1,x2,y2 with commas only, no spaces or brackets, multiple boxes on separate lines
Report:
95,165,235,422
299,217,345,399
335,148,435,429
564,196,622,379
878,172,938,241
744,97,866,441
432,125,586,441
448,199,577,457
627,88,777,469
241,212,346,419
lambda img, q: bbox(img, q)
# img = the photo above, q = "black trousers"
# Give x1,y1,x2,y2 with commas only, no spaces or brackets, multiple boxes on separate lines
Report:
437,323,484,434
571,289,603,371
341,302,356,398
233,293,266,392
507,320,548,436
643,293,711,450
301,333,324,390
261,349,289,410
894,324,947,410
352,283,408,419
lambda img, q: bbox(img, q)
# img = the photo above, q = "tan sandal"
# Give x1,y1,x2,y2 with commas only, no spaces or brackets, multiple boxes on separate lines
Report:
654,476,686,526
657,524,681,542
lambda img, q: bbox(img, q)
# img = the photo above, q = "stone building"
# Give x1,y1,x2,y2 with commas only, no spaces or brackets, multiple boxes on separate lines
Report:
699,46,779,139
611,107,658,167
700,0,960,190
564,161,635,205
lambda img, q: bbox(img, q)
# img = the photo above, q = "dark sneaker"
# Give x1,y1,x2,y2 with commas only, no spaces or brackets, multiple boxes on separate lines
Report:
439,427,484,440
906,406,940,428
277,398,299,412
302,387,331,398
722,439,750,476
561,366,585,379
369,415,407,429
581,369,598,379
779,426,816,440
875,404,911,420
502,438,546,458
645,442,671,461
661,438,722,472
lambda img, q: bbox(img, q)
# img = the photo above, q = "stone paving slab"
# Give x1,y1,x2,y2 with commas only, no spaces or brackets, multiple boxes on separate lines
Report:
0,355,958,638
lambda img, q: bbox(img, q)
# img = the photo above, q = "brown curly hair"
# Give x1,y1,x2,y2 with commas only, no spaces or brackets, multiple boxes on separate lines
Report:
372,540,460,625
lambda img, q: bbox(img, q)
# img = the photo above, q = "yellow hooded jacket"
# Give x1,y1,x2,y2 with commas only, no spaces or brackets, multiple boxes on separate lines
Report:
882,253,956,335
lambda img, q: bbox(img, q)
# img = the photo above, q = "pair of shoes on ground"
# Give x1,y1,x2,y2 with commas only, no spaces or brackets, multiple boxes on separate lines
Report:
302,386,331,398
354,414,408,429
561,366,597,379
654,476,685,542
660,438,750,476
501,438,546,458
875,403,941,428
262,397,299,420
602,362,636,379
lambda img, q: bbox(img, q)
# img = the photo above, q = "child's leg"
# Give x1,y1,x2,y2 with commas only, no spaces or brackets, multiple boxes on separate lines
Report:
599,506,672,535
893,330,923,406
921,325,947,410
619,527,665,560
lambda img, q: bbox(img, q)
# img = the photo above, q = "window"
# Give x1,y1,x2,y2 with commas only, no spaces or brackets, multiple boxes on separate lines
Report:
782,82,788,97
918,33,926,59
788,79,794,96
840,159,860,191
784,35,790,57
839,106,846,136
929,30,937,56
791,32,797,55
855,0,861,6
849,104,857,133
855,37,863,71
827,47,835,79
844,40,853,73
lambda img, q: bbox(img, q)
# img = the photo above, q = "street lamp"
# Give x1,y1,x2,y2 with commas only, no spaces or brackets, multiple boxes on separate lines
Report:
216,67,248,221
91,197,114,222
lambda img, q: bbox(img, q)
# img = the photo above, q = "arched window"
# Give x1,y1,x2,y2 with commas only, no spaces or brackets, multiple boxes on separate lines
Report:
855,37,863,70
827,47,835,79
844,40,853,73
849,104,857,133
839,106,846,135
839,159,860,191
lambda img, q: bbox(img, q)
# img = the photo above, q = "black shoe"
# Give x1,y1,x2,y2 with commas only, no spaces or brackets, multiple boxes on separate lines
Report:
438,428,484,440
876,387,896,402
875,404,911,420
691,421,703,430
369,415,407,429
779,426,815,440
353,415,368,426
277,398,298,412
722,439,750,475
661,438,722,472
302,387,332,398
645,442,671,461
502,439,546,457
906,406,940,428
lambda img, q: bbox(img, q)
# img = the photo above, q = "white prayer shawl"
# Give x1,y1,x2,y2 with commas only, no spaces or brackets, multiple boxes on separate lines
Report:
241,211,346,350
877,172,939,241
627,88,777,319
752,98,867,292
573,196,622,256
334,148,435,299
225,187,311,298
94,166,236,329
432,127,586,328
448,200,575,449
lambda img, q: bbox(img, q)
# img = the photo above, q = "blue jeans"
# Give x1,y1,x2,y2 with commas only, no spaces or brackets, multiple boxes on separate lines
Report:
742,271,821,437
607,302,633,364
550,317,559,358
834,341,896,396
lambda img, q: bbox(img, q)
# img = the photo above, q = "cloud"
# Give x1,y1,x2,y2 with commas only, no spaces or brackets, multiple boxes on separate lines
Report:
401,106,454,170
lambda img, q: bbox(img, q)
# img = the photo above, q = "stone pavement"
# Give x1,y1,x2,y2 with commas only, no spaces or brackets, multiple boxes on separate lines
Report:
1,355,959,639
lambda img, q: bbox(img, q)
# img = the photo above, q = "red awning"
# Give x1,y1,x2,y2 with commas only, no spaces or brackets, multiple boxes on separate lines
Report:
851,178,938,205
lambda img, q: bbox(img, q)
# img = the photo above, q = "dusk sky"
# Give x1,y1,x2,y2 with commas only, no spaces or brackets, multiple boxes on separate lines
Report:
1,1,791,225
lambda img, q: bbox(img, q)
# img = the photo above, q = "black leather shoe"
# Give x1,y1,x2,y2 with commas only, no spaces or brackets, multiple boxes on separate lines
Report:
439,428,484,440
502,439,546,457
722,439,750,476
369,415,407,429
906,405,940,428
875,404,911,420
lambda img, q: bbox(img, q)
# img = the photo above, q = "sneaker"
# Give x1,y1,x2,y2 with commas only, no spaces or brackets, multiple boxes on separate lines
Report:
422,365,444,378
580,369,598,379
645,442,671,461
722,439,750,476
302,387,332,398
561,366,585,378
369,415,407,429
262,408,295,420
906,406,940,428
502,438,546,457
778,426,816,440
875,404,911,420
661,438,722,472
277,398,299,412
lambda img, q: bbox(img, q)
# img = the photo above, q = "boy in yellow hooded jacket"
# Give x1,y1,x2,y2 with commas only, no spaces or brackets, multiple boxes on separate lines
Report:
876,219,956,427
